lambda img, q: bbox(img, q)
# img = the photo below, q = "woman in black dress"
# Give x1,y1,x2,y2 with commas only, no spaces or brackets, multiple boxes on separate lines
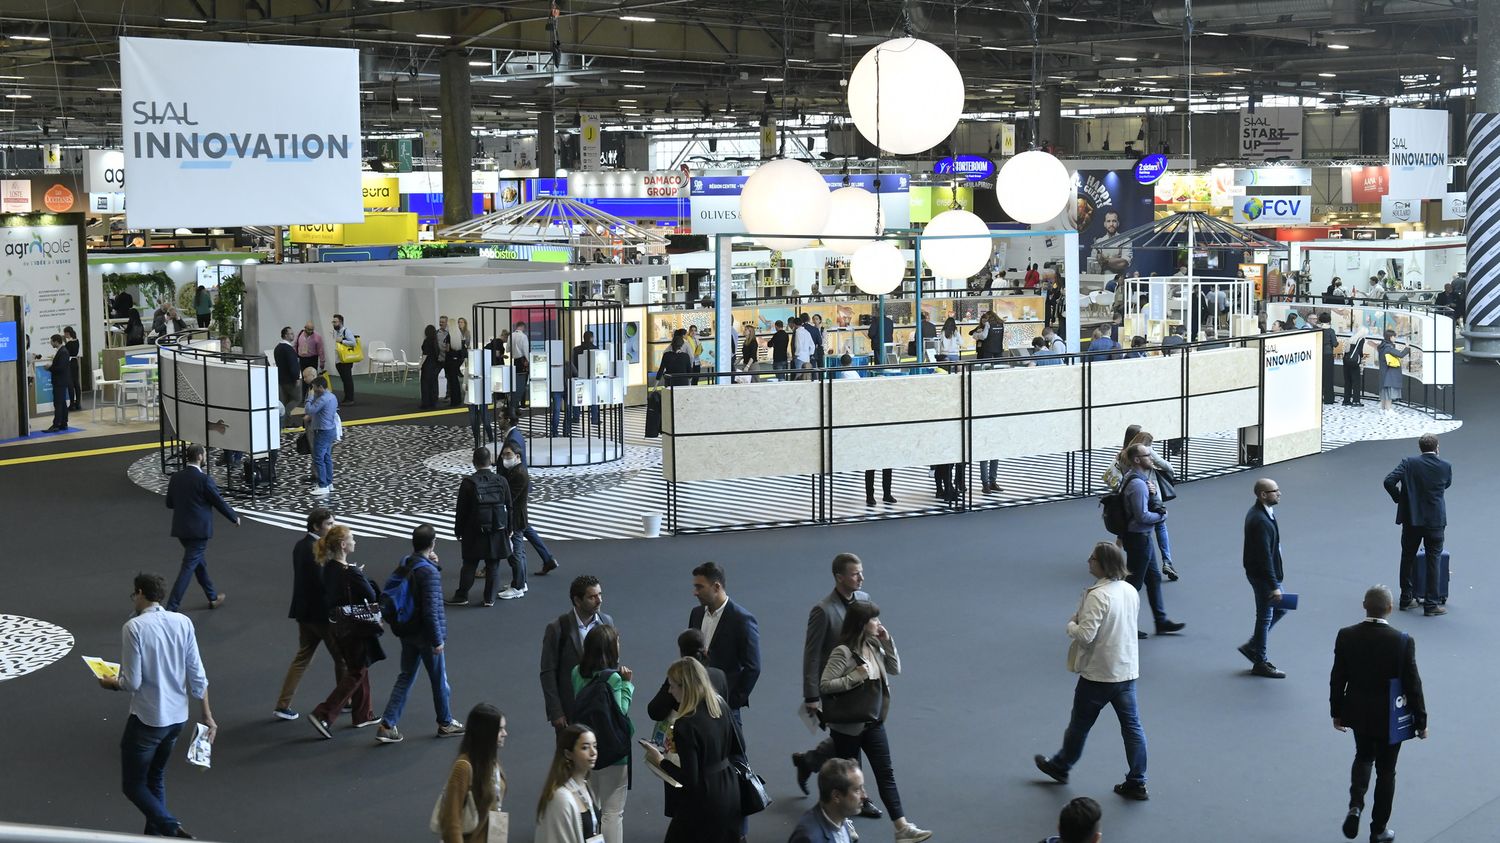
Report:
642,658,740,843
62,326,82,410
420,324,441,409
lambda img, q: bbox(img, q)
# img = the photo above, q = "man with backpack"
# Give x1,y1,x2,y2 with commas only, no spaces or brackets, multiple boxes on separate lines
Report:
374,524,465,744
447,447,512,607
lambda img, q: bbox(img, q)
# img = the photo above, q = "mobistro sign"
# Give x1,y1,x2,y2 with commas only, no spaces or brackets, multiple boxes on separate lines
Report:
121,37,362,228
1133,154,1168,185
933,155,996,182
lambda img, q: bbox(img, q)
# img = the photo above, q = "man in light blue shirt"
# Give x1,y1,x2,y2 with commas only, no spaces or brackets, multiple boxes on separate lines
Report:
99,573,215,838
1029,337,1064,366
304,373,340,496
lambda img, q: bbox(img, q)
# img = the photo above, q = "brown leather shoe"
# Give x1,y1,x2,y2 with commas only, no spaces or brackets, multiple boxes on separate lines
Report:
209,594,226,609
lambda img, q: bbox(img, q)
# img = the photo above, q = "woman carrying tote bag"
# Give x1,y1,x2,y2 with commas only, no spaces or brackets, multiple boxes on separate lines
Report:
819,600,932,843
434,704,509,843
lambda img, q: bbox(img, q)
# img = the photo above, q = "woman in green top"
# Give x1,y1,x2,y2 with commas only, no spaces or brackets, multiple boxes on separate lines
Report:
569,624,633,843
194,285,213,329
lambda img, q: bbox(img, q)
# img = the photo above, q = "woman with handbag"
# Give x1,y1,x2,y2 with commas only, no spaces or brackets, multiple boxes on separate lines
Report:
819,600,932,843
641,658,740,843
1376,328,1410,413
1105,431,1180,582
436,703,509,843
535,724,602,843
308,525,385,739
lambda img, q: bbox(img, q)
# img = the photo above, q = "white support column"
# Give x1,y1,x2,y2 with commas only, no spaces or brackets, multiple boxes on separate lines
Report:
1063,231,1080,351
713,235,734,381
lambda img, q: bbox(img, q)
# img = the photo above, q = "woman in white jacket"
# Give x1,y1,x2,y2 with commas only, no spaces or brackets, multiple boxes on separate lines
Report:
534,724,601,843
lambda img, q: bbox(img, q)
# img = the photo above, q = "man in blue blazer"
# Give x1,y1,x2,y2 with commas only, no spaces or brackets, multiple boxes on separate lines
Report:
788,758,863,843
1239,478,1288,679
1383,434,1453,616
689,561,761,720
164,444,239,612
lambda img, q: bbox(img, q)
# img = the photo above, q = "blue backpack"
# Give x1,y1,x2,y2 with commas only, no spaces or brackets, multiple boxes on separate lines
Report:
380,556,433,636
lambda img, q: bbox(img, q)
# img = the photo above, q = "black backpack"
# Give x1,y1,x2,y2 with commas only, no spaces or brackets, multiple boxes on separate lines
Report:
470,470,510,536
568,669,633,768
1100,475,1140,536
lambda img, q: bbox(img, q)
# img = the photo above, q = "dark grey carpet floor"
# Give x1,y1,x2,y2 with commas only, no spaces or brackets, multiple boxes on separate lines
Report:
3,363,1498,843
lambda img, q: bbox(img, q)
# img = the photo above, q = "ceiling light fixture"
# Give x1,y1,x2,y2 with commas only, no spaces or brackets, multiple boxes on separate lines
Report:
164,17,207,23
397,96,414,102
620,15,656,22
981,45,1007,51
1116,56,1138,62
5,93,32,99
1327,43,1350,50
623,83,646,88
10,35,51,42
1058,16,1086,22
0,75,21,79
1319,72,1337,78
618,98,637,102
469,60,489,67
419,106,438,111
762,76,783,82
1436,54,1456,60
97,86,121,92
787,58,810,63
1233,67,1254,72
416,33,451,40
827,33,857,39
1202,30,1228,36
489,94,512,98
619,68,645,74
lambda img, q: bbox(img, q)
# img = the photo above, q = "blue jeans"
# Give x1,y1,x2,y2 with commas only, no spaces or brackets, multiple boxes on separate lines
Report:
1049,677,1148,786
312,427,335,487
1247,578,1287,664
120,715,185,835
166,539,215,612
980,459,1000,488
523,525,554,566
507,531,528,590
1121,530,1168,626
380,636,452,728
1153,521,1172,565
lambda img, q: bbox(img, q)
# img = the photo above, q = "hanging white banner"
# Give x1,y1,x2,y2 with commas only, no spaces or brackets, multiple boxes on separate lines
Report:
1380,195,1420,224
1238,108,1303,161
120,37,362,228
1387,107,1449,201
578,112,601,172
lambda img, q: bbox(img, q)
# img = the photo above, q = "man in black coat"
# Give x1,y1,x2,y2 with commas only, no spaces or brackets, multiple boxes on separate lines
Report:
688,561,761,722
540,575,613,729
1239,478,1288,679
164,443,239,612
1319,312,1338,405
1383,434,1453,616
39,334,71,432
273,327,300,423
273,507,343,721
449,447,511,607
1331,585,1426,843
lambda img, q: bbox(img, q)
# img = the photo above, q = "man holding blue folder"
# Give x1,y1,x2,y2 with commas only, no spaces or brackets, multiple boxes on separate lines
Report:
1331,585,1426,843
1239,478,1289,678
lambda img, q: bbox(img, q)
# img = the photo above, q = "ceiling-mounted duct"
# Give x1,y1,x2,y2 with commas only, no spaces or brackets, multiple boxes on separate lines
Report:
1150,0,1431,28
1322,0,1374,36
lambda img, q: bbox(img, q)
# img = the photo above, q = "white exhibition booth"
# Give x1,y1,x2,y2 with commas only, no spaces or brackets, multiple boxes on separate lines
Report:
1293,236,1466,296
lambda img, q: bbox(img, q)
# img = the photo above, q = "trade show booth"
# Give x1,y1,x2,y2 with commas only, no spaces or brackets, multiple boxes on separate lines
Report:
1292,237,1466,298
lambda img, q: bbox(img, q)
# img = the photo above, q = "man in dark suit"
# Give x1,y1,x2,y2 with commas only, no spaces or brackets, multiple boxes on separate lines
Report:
689,561,762,724
540,575,613,729
273,326,300,424
866,312,895,363
793,553,880,818
164,443,239,612
273,507,343,721
788,758,864,843
39,334,71,432
1383,434,1453,616
1319,312,1338,404
1239,478,1288,679
1331,585,1426,843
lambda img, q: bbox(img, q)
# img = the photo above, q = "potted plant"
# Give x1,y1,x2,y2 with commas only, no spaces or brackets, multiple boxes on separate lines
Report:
211,273,245,351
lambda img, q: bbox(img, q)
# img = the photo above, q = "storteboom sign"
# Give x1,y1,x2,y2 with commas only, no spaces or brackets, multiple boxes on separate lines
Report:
120,37,362,228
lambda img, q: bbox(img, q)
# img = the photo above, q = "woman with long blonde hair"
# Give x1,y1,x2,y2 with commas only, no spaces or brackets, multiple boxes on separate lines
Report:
308,525,385,739
641,658,740,843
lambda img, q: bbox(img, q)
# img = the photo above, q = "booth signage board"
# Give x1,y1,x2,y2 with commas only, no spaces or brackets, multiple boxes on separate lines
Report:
120,37,363,228
934,155,997,182
1232,194,1311,226
578,112,601,172
1346,166,1389,203
1239,263,1266,300
1238,108,1303,161
1262,331,1320,439
1233,167,1312,187
84,149,126,193
1133,154,1168,185
90,192,127,213
288,212,418,246
0,224,82,401
361,174,400,210
1443,192,1467,221
571,170,688,199
1388,107,1449,201
0,320,15,362
1,180,32,213
690,173,911,234
999,123,1016,157
1380,196,1420,224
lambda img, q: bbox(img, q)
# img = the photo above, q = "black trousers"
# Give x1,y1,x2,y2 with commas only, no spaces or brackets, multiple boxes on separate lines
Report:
443,359,464,406
1350,730,1402,834
196,313,210,328
1342,359,1363,402
1398,525,1445,608
865,468,892,502
419,359,440,408
335,362,354,401
69,358,82,408
1323,353,1336,403
454,556,500,604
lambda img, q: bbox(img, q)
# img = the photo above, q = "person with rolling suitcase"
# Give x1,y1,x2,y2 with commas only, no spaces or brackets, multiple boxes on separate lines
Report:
1383,434,1452,617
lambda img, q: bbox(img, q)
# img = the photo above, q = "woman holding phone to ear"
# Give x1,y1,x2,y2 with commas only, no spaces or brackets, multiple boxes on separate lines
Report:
820,600,932,843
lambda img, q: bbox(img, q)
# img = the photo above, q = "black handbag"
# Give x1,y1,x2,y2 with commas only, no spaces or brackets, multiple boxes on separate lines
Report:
1156,465,1178,502
329,599,384,637
820,652,886,725
727,714,771,816
295,431,311,455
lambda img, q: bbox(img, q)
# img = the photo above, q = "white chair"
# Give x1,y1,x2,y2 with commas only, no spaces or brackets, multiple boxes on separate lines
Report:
364,341,387,377
91,367,123,422
398,350,421,384
118,370,151,423
1085,290,1102,318
370,346,397,382
1096,290,1116,317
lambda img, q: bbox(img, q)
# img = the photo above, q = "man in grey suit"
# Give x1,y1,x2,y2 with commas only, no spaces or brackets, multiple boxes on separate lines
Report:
793,553,881,819
539,575,612,730
1383,434,1453,616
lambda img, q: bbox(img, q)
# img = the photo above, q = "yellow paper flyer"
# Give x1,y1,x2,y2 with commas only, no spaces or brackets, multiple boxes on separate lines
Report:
82,656,120,680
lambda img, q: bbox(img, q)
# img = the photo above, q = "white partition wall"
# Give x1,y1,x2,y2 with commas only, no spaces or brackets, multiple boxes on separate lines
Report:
159,347,279,454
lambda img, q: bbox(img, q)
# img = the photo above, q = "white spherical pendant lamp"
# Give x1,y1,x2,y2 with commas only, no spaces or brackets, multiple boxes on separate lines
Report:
850,241,905,296
821,186,884,255
921,209,992,279
996,150,1072,225
846,38,964,155
739,158,832,250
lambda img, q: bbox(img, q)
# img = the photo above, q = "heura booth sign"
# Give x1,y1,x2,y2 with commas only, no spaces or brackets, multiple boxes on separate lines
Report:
120,37,362,228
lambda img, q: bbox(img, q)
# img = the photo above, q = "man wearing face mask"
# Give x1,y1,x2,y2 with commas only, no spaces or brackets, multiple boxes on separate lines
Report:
495,444,532,600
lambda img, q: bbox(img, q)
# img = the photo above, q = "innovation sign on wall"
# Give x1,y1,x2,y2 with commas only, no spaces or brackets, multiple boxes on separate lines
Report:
120,37,363,228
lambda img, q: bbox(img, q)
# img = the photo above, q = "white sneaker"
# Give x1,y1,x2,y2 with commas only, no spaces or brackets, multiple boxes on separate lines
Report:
311,486,331,496
497,586,526,600
894,824,933,843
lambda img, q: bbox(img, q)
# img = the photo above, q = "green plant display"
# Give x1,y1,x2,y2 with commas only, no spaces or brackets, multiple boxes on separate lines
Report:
211,273,245,348
102,271,176,311
176,282,196,313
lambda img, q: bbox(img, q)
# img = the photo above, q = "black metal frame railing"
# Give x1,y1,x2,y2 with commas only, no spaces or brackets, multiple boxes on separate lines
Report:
1267,294,1456,419
662,331,1298,534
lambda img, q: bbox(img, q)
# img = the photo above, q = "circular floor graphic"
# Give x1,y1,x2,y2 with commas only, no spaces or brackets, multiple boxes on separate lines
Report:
0,615,75,682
